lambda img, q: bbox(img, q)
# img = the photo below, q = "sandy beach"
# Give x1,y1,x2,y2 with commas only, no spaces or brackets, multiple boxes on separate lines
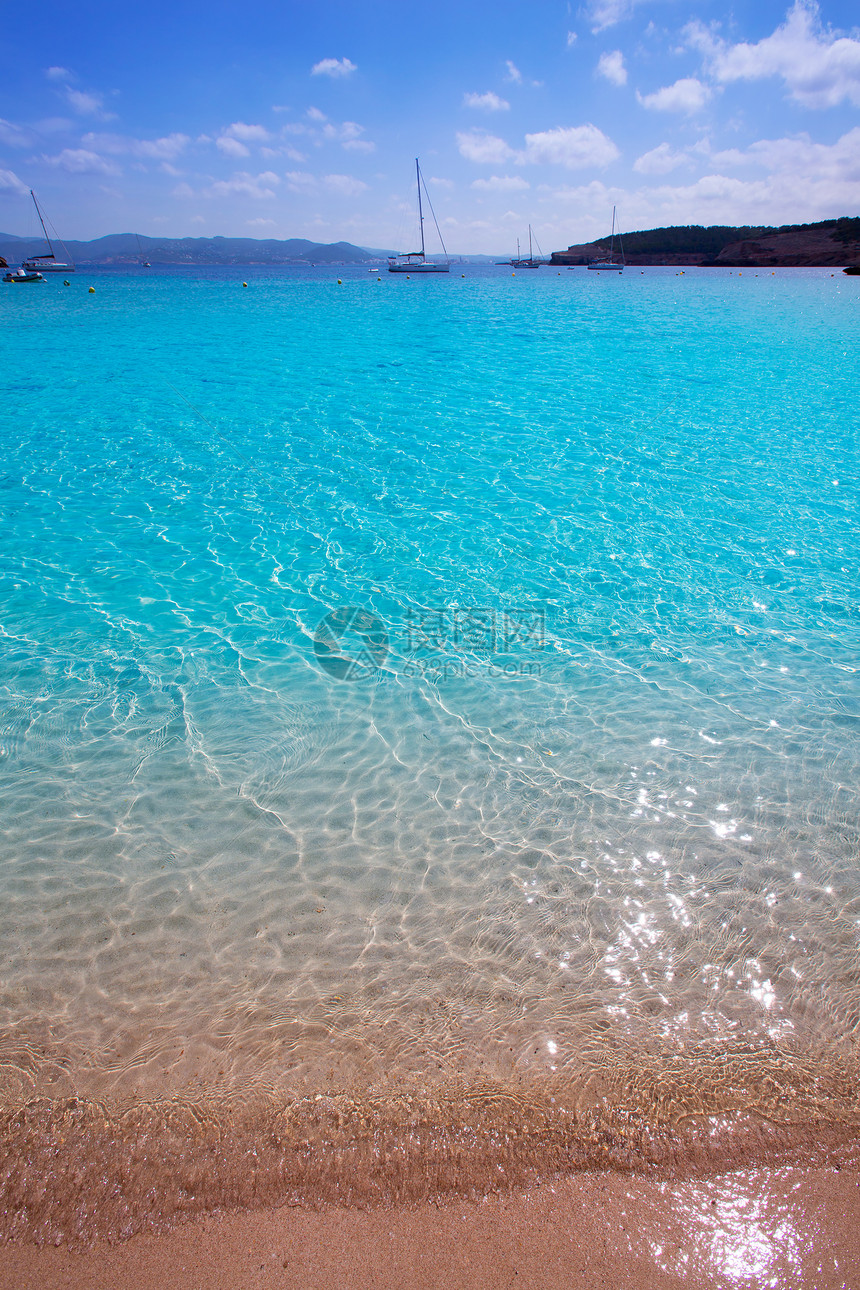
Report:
2,1160,860,1290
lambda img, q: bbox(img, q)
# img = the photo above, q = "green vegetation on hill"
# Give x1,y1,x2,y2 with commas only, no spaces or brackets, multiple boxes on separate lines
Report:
592,224,764,255
832,217,860,246
589,218,858,255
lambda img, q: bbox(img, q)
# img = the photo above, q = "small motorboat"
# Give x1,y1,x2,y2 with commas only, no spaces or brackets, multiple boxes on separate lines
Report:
3,267,45,283
843,265,860,276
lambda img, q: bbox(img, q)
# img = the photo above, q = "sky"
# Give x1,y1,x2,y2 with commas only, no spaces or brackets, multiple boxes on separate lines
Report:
0,0,858,253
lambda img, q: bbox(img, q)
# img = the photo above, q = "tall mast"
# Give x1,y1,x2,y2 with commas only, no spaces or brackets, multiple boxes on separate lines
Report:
610,206,616,261
416,158,425,259
31,190,54,257
528,225,533,262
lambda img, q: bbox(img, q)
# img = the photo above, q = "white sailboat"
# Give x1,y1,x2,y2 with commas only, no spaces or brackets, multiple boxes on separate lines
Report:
22,191,75,273
511,225,548,267
388,160,449,274
588,206,624,272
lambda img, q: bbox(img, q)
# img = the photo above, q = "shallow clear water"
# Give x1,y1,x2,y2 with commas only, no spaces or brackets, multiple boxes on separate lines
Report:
1,265,859,1237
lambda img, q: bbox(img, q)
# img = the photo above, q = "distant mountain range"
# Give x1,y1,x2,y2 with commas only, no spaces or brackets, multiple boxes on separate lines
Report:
0,232,393,266
551,218,860,267
0,232,501,267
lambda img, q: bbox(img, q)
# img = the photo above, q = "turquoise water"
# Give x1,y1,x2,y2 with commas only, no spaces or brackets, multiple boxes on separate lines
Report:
1,265,859,1234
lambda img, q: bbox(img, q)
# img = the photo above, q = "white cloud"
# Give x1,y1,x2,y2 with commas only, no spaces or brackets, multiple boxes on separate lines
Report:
323,173,367,196
209,171,280,199
456,130,515,164
471,175,530,191
41,148,121,175
283,170,367,196
0,119,31,148
217,136,250,157
225,122,271,142
82,132,190,161
0,168,28,195
458,124,618,169
285,170,317,191
566,31,578,47
505,60,523,83
306,107,327,122
523,124,619,168
311,58,357,78
321,120,375,151
464,91,510,111
583,0,640,33
687,1,860,108
637,77,711,113
597,50,627,85
171,182,194,199
546,128,860,231
139,133,189,160
64,88,115,120
247,218,276,226
45,66,71,81
633,142,689,174
712,125,860,185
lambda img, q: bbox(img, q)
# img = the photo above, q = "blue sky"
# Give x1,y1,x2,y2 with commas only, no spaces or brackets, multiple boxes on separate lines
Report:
1,0,858,252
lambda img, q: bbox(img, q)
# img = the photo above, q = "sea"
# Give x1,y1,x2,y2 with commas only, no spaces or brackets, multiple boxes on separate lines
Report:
1,263,858,1243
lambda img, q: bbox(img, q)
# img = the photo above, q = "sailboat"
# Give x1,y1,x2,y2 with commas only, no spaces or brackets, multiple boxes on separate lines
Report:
135,234,151,267
511,225,547,268
587,206,624,272
22,191,75,273
388,160,449,274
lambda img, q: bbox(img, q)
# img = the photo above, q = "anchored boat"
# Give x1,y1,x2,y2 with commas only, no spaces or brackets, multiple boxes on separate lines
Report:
588,206,625,272
511,226,548,267
3,267,45,283
388,160,449,274
22,191,75,273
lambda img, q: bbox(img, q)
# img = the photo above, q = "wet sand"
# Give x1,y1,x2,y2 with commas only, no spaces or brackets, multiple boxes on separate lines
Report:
2,1163,859,1290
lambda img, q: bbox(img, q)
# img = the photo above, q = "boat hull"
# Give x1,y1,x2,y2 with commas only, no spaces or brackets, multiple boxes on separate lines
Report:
587,262,623,272
3,270,45,282
23,262,74,272
388,262,449,274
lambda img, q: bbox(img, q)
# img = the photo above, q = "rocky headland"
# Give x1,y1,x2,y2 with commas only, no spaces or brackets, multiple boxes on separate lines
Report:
551,218,860,268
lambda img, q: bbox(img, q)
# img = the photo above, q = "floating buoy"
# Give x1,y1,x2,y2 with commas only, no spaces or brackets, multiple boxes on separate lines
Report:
242,282,248,288
406,275,410,280
462,274,465,278
63,279,70,286
512,272,515,276
88,286,95,293
337,278,342,284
